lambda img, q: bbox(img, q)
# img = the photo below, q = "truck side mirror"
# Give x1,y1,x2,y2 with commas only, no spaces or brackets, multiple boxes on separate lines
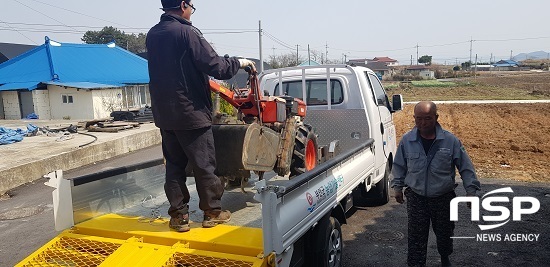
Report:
392,94,403,112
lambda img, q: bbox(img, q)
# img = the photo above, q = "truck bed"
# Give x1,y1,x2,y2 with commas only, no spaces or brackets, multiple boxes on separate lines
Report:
116,176,266,229
18,139,376,267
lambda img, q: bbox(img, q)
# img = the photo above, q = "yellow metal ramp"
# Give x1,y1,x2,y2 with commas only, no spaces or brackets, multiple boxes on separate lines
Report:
17,214,268,267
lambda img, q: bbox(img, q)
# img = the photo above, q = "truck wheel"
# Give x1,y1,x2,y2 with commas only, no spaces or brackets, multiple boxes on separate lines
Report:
290,124,318,176
361,163,390,205
309,216,343,267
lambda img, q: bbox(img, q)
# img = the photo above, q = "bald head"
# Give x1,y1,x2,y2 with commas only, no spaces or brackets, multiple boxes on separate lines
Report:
414,101,437,116
413,101,438,138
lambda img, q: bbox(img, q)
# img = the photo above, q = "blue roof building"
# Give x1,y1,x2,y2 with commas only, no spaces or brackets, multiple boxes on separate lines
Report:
492,60,519,68
0,37,149,120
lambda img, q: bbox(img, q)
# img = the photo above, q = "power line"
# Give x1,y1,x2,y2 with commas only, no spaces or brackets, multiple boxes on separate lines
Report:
12,0,78,31
476,36,550,42
25,0,131,28
2,22,144,30
264,31,293,48
202,30,257,35
0,26,257,36
213,43,258,50
263,31,294,50
420,41,470,48
331,46,416,53
0,22,258,32
263,31,294,51
0,28,86,34
0,19,37,44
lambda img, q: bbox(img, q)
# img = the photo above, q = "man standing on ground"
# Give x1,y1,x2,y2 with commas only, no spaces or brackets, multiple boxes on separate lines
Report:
146,0,255,232
391,101,481,267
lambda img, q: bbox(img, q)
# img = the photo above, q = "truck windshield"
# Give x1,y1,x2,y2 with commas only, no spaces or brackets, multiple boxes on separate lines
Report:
274,79,344,105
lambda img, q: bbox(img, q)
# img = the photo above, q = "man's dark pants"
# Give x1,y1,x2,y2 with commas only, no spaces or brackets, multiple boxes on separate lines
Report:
405,187,456,267
160,127,224,218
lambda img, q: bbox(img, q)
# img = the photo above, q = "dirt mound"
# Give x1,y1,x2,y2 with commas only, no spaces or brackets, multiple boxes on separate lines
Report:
393,103,550,182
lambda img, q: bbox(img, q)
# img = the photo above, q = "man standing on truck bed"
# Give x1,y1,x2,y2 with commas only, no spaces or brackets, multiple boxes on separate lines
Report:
146,0,255,232
391,101,481,267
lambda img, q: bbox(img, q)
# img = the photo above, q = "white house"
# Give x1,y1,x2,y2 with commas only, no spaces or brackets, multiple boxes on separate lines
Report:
0,38,150,120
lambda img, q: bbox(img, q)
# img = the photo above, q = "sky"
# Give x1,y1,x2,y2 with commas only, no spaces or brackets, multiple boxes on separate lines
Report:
1,0,550,65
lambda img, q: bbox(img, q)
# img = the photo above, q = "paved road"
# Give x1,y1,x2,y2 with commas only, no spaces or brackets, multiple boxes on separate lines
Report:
1,144,549,266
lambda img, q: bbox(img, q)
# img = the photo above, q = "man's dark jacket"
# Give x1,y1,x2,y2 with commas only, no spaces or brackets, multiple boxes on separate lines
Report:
146,14,240,130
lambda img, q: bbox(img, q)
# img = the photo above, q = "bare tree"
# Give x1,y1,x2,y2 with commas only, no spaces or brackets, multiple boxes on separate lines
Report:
268,53,304,68
99,90,123,113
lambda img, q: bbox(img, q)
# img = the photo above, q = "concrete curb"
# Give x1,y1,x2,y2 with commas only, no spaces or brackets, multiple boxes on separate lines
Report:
0,128,161,195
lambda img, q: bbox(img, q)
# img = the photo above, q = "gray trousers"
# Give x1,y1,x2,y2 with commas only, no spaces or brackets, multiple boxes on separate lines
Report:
405,187,456,267
160,127,223,218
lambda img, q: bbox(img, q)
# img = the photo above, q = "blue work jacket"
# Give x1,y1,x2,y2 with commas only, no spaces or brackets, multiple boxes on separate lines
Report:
391,123,480,197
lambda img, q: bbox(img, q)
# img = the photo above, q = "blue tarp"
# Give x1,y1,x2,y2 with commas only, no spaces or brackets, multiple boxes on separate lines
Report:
0,124,37,145
25,112,39,119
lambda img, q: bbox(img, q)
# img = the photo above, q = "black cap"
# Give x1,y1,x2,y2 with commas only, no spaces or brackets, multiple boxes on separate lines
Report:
160,0,189,10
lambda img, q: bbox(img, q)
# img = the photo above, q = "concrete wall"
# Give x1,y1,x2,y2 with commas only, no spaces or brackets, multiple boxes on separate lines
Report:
1,91,21,119
0,125,162,195
92,89,123,119
32,89,51,119
48,85,94,120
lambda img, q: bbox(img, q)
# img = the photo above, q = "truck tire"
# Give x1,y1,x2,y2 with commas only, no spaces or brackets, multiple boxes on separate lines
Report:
290,124,318,176
361,163,390,206
308,216,343,267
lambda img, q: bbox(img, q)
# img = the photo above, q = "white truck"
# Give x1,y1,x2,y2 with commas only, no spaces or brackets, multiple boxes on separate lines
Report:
18,65,402,267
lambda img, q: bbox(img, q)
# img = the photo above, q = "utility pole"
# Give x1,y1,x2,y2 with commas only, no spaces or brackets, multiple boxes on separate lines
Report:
325,42,329,64
474,54,478,79
490,53,493,64
272,46,276,56
296,44,300,65
308,44,311,65
410,55,413,65
416,43,419,65
469,37,473,67
258,20,264,73
510,50,513,60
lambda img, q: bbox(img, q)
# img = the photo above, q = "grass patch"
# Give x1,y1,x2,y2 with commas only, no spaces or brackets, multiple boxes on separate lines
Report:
384,83,399,89
411,80,457,87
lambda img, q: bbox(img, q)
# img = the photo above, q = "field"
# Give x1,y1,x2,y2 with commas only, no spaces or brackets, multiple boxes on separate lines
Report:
385,71,550,101
387,71,550,182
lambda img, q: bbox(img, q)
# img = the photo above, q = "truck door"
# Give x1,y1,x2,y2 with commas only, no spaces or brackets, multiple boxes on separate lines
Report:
365,73,396,164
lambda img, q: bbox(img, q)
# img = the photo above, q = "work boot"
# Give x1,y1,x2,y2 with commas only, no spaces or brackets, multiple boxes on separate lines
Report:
441,255,452,267
169,213,190,232
202,210,231,228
